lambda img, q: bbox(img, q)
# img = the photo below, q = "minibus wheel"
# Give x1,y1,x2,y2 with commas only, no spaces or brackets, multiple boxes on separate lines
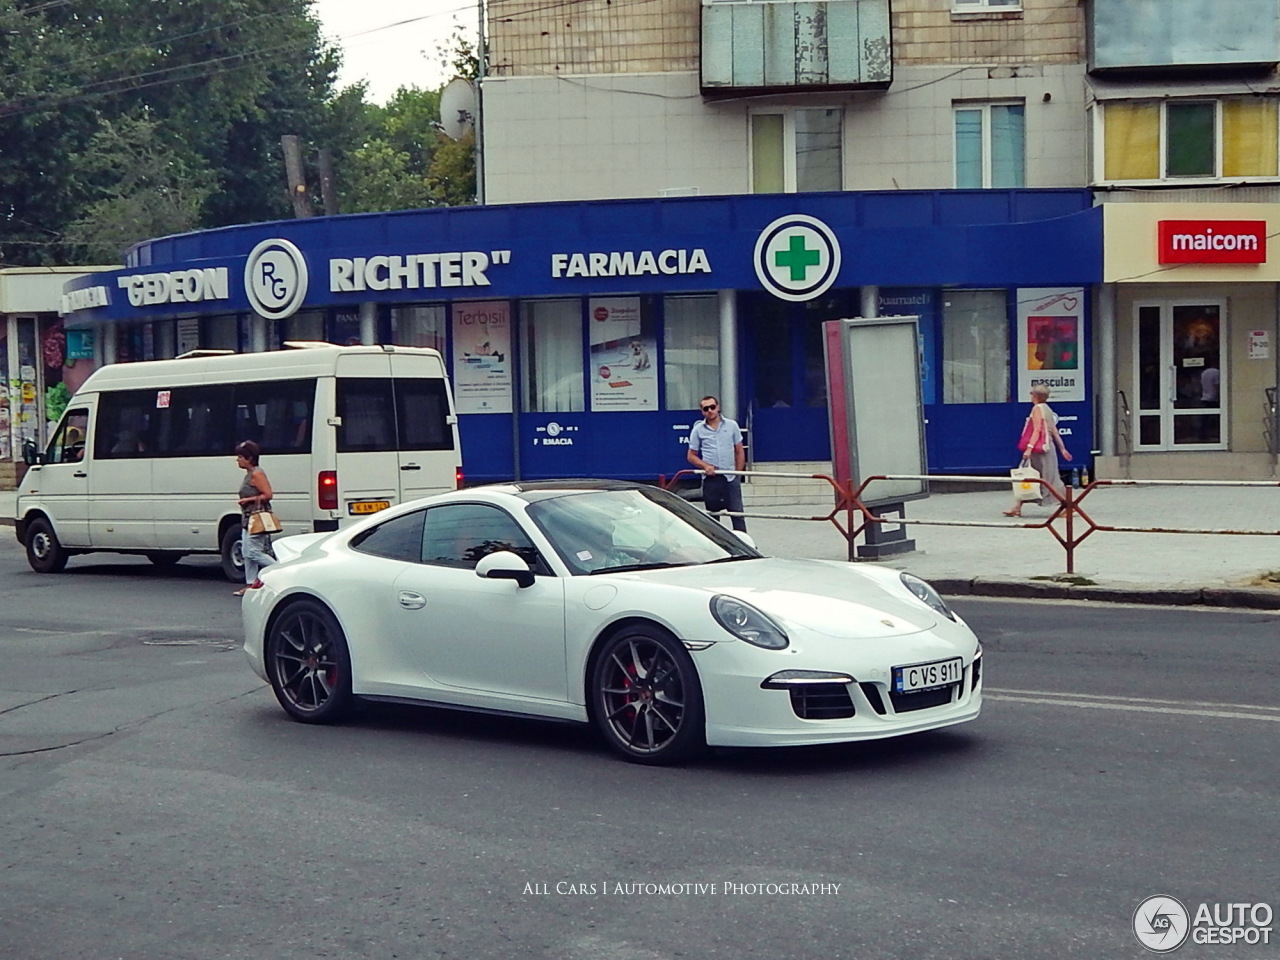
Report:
25,517,68,574
220,525,245,582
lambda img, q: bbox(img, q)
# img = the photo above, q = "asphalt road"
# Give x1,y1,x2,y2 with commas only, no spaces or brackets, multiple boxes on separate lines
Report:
0,540,1277,960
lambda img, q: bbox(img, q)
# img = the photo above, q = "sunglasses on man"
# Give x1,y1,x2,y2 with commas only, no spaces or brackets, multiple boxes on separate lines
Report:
701,403,717,412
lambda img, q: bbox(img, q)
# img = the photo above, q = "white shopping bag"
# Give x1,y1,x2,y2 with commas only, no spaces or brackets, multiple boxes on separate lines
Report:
1010,459,1041,502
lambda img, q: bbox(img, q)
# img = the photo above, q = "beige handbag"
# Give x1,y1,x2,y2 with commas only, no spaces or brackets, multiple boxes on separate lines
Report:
248,510,283,535
1010,459,1041,503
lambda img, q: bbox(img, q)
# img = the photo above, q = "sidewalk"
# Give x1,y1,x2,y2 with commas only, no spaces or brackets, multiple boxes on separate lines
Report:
5,484,1280,608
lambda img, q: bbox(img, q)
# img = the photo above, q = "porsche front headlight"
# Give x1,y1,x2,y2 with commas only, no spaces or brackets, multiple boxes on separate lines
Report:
710,595,789,650
899,572,955,621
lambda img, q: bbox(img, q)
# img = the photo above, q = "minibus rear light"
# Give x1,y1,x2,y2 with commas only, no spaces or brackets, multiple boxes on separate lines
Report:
318,470,338,511
456,467,464,490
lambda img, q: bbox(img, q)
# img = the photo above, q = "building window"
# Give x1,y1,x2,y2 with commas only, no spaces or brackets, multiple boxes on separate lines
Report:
954,103,1025,188
663,295,720,410
751,109,843,193
520,299,583,413
942,290,1008,404
953,0,1020,10
1101,97,1279,182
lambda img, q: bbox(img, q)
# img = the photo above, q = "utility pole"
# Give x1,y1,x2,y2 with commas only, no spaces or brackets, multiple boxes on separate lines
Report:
280,135,313,218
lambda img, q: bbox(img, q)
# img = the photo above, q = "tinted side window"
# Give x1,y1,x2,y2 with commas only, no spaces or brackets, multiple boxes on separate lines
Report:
95,390,154,460
234,379,315,454
152,385,233,456
351,510,426,562
396,378,454,451
336,378,396,453
422,503,541,571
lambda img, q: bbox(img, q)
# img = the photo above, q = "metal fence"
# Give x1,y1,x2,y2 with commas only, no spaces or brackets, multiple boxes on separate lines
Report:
663,468,1280,574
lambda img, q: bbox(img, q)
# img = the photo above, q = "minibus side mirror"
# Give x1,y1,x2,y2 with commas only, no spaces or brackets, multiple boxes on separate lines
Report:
21,438,42,466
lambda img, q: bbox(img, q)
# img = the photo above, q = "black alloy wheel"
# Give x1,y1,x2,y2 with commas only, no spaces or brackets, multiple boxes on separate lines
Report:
25,517,68,573
591,626,705,765
265,599,354,724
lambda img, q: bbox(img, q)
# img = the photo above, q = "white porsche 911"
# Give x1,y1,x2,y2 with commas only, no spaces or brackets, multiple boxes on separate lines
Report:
242,480,982,764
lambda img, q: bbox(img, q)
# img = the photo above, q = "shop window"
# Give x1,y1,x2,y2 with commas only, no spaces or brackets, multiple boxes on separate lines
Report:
954,102,1025,188
751,109,843,193
286,310,325,343
663,296,720,410
205,315,239,351
588,297,658,412
942,290,1009,404
1101,97,1279,182
393,304,446,351
521,300,583,413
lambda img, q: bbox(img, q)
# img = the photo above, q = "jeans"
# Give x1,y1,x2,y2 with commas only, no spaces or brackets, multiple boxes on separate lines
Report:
703,475,747,532
241,528,276,583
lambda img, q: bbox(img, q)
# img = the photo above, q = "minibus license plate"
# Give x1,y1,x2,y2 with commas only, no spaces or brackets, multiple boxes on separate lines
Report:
893,657,962,693
349,500,390,516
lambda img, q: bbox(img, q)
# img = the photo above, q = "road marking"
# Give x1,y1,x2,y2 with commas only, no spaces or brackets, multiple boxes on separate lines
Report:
985,687,1280,723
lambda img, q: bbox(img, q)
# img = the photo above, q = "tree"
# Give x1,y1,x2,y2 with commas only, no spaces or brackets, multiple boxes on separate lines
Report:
0,0,341,264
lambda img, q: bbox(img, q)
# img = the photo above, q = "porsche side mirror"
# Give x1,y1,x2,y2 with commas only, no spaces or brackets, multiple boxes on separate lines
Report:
475,550,535,588
21,438,41,466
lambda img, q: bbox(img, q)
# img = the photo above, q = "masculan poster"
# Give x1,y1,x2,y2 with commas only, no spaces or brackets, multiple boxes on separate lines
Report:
452,300,513,414
589,297,657,411
1017,287,1084,403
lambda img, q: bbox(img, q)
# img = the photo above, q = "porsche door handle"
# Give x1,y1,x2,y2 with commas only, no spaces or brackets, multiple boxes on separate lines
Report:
398,591,427,610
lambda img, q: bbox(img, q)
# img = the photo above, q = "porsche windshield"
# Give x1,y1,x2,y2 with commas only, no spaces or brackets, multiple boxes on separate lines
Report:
525,487,761,576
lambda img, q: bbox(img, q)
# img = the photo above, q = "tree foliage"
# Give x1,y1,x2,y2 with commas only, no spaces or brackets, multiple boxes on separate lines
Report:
0,1,477,265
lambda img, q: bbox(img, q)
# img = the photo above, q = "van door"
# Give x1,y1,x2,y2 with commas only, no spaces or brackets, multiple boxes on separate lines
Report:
334,352,400,518
35,406,94,547
390,352,458,502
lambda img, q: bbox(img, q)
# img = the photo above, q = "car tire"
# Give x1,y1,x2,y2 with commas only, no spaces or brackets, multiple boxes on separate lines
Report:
590,624,706,765
265,599,355,724
146,551,184,569
219,524,244,582
25,517,69,574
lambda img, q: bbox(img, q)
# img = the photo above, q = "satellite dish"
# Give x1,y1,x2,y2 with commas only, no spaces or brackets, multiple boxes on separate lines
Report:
439,77,477,140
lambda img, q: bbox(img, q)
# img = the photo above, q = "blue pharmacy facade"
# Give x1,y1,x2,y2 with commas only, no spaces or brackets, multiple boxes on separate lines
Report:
60,189,1103,484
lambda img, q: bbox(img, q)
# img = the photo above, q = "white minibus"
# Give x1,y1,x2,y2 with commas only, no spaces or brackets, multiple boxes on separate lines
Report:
15,343,462,579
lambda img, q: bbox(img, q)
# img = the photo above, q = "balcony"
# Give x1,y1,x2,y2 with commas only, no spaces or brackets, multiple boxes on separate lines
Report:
1090,0,1280,74
701,0,891,95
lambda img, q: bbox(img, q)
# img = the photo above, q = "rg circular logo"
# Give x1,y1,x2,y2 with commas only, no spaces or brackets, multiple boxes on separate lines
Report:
1134,896,1190,953
244,238,309,321
753,214,841,302
546,422,562,437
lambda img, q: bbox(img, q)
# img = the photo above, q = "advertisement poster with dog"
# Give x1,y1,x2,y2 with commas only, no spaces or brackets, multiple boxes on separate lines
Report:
588,297,658,411
1017,287,1084,404
452,300,513,414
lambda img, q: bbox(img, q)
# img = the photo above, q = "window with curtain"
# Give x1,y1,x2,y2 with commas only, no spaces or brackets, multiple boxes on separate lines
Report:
954,103,1025,188
392,304,446,351
520,300,583,413
1102,97,1279,182
751,109,843,193
663,295,720,410
942,290,1009,404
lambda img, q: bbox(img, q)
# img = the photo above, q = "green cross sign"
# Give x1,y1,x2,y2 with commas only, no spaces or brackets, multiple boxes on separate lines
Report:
774,234,821,281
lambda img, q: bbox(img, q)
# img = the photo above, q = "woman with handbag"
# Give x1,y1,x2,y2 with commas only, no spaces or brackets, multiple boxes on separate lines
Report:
1003,385,1072,517
234,439,277,595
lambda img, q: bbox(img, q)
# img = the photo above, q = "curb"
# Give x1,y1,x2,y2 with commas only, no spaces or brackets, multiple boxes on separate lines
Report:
933,577,1280,610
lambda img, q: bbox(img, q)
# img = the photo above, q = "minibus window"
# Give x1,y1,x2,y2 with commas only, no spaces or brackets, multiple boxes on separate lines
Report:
95,390,153,459
234,379,316,454
336,378,396,453
395,378,454,451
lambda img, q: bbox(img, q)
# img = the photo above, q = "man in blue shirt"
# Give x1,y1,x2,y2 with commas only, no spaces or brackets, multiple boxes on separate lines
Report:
687,395,747,532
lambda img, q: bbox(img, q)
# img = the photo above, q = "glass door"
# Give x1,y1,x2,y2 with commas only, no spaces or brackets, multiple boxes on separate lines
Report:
1133,301,1225,450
